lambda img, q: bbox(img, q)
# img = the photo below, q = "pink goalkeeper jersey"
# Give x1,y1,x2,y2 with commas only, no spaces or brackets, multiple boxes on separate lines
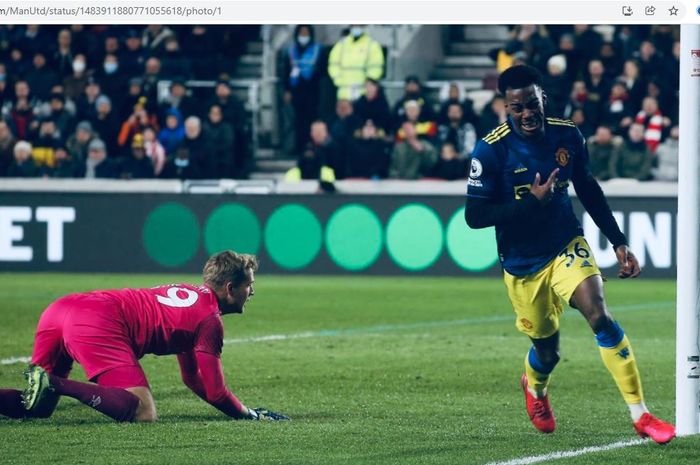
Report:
95,284,224,359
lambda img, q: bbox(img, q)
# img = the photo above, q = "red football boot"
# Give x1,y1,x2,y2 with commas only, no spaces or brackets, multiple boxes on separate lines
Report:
633,413,676,444
521,374,556,433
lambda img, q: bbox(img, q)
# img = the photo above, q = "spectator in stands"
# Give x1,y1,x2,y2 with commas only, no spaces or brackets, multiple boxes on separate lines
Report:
7,47,29,81
102,34,120,64
97,53,127,102
160,36,191,80
48,146,79,178
75,78,101,122
208,79,248,178
282,25,322,155
142,126,167,177
587,125,621,181
159,80,200,123
90,94,120,158
634,40,663,83
120,29,147,77
479,95,507,137
573,25,602,74
609,123,653,181
619,59,645,111
556,34,581,84
141,25,175,57
330,98,362,177
584,59,611,113
77,138,119,179
117,96,159,151
599,41,622,79
652,125,678,182
182,116,207,175
16,25,48,58
395,100,437,143
437,83,479,128
0,119,16,176
141,57,162,106
119,78,146,121
635,96,671,153
542,54,569,117
161,145,202,180
158,108,185,155
348,118,390,179
328,25,384,100
432,142,467,181
52,29,74,78
392,76,436,126
202,103,235,178
437,102,477,160
8,80,36,140
353,78,392,134
66,120,94,165
7,140,38,177
603,81,633,134
31,119,62,170
48,93,75,141
563,81,600,133
389,121,437,180
62,54,89,102
120,133,154,179
613,25,641,63
25,52,59,102
182,26,217,80
285,120,338,191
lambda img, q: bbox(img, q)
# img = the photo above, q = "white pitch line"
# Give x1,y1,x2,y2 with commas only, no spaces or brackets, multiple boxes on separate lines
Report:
482,438,649,465
0,356,30,366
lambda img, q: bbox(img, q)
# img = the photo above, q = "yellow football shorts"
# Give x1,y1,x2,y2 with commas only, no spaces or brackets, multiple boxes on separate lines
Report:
503,236,601,339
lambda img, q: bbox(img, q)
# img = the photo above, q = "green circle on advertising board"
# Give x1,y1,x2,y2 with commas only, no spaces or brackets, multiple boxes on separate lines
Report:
325,204,383,271
445,209,499,271
143,203,200,267
204,204,261,255
385,204,444,271
264,204,322,269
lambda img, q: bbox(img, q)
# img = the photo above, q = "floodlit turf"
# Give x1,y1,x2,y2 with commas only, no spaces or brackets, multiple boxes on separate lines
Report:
0,273,697,465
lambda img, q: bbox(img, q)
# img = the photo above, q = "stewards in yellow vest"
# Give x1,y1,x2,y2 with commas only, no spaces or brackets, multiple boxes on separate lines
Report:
328,26,385,100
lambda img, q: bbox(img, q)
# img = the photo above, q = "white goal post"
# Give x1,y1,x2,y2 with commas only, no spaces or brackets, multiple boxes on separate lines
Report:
676,24,700,437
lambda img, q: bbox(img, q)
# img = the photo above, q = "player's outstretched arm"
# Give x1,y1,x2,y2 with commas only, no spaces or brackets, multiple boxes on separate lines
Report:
177,350,207,400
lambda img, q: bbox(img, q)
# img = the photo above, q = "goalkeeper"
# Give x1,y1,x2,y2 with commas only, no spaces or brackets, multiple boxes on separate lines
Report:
0,251,289,423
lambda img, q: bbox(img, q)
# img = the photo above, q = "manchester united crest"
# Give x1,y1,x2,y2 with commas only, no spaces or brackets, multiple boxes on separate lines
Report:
555,148,569,167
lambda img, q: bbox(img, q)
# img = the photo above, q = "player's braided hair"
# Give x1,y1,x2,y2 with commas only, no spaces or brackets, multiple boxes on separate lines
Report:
497,65,543,95
203,250,259,289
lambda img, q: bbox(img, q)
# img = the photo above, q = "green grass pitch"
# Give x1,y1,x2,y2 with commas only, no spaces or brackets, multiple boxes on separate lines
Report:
0,273,698,464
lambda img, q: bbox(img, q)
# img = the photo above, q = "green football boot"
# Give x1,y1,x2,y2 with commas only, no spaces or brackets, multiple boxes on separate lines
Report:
22,364,59,418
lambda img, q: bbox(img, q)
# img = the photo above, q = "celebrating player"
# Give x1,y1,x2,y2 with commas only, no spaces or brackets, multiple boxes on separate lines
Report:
0,250,289,422
464,65,674,443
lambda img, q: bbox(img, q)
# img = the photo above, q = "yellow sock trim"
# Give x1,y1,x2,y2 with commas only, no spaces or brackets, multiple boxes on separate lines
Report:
598,335,644,404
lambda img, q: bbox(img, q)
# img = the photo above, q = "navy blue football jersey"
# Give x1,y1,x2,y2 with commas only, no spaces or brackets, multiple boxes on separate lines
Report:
466,117,587,276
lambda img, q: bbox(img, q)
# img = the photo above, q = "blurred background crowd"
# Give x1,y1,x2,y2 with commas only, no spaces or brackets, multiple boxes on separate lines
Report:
0,24,679,183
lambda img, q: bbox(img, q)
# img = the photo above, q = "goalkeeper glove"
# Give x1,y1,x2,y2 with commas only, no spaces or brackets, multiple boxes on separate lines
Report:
247,407,290,421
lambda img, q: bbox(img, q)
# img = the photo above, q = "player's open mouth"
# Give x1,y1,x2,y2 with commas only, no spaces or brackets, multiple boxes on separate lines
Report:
521,119,540,133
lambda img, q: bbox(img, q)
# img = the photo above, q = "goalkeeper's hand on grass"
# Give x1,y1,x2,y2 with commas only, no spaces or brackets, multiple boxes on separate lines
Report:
247,407,290,421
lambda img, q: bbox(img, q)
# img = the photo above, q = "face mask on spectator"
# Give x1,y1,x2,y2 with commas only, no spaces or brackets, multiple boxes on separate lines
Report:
0,74,5,82
73,60,86,73
350,27,364,38
297,36,310,46
104,62,118,74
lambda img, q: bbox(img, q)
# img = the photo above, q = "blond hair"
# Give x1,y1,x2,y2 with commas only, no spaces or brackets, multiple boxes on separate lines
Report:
203,250,258,290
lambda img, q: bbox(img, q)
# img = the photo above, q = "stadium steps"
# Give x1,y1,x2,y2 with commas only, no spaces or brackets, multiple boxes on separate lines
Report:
430,25,509,86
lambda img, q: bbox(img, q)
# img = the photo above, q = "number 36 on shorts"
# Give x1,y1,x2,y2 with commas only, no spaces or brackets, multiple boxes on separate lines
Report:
558,238,593,268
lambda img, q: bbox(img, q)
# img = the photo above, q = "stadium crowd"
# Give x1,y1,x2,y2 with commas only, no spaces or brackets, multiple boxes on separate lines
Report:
0,24,680,183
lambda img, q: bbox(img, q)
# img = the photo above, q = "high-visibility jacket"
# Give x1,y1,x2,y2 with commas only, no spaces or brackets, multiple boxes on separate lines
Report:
328,34,384,100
